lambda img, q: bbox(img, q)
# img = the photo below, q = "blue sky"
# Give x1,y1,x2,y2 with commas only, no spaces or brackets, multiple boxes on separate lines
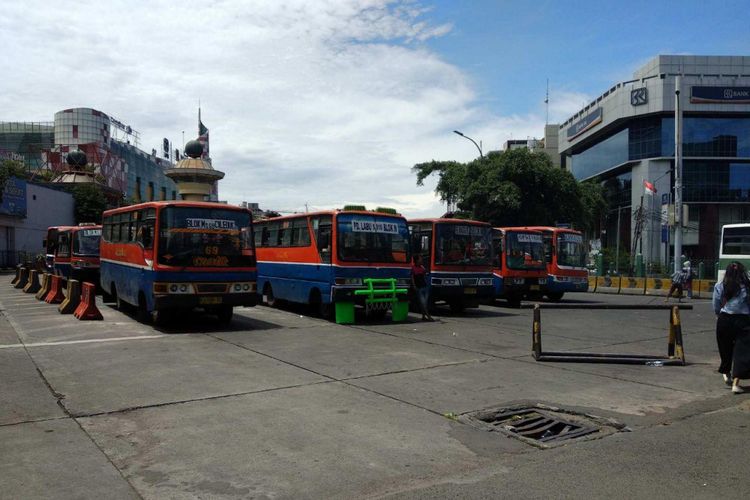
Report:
2,0,748,216
424,0,750,118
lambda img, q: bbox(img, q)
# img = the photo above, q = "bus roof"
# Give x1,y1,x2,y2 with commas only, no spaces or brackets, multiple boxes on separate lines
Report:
103,201,251,217
408,218,490,227
494,227,544,233
258,209,406,222
722,223,750,229
511,226,581,234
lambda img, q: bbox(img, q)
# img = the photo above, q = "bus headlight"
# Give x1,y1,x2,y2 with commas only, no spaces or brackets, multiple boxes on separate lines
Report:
512,277,525,285
230,282,255,293
440,278,459,286
179,284,189,292
170,284,178,292
478,278,493,286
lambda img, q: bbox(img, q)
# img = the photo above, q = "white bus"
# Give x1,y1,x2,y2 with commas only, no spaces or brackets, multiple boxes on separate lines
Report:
718,223,750,282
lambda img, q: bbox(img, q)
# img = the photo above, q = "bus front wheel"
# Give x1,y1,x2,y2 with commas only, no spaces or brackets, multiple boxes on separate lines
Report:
216,305,233,325
546,292,564,302
264,284,277,308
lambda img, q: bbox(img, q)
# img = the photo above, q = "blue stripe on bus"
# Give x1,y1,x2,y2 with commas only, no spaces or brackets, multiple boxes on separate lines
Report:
257,261,410,305
100,260,256,311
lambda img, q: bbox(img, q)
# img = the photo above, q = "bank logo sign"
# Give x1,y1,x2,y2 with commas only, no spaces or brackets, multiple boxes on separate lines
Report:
630,87,648,106
566,107,603,140
690,86,750,104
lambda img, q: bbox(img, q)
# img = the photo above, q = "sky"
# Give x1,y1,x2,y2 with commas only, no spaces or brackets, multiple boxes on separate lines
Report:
2,0,749,217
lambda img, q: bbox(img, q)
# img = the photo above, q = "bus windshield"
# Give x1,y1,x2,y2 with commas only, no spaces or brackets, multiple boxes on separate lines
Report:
506,232,545,270
336,214,409,263
158,207,253,267
73,229,101,256
722,226,750,255
556,232,586,267
435,223,492,266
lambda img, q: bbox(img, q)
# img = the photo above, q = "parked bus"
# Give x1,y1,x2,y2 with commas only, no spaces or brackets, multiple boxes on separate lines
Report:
492,227,547,306
44,224,102,282
255,206,411,318
44,225,74,273
718,223,750,282
520,226,588,301
408,218,494,312
100,201,257,324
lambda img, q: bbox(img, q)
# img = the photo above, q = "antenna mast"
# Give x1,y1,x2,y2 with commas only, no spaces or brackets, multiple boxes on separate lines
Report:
545,79,550,126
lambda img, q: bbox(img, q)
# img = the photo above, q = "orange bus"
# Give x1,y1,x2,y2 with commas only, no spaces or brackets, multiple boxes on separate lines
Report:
100,201,257,324
255,207,411,319
46,224,102,283
492,227,547,307
408,218,494,312
521,226,588,300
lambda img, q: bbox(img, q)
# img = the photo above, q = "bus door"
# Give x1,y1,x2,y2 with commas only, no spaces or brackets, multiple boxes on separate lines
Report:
311,215,333,295
54,230,72,278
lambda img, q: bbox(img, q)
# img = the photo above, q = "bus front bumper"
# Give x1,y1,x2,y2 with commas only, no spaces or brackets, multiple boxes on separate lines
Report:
153,292,258,310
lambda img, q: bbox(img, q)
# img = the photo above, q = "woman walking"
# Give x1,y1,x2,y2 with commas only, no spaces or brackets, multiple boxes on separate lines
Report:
712,261,750,394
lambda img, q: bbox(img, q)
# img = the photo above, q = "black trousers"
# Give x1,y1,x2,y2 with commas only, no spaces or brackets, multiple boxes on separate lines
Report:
716,313,750,377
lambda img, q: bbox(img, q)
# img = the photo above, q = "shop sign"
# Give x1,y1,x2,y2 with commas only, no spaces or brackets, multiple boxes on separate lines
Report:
690,86,750,104
566,108,603,140
630,87,648,106
0,177,27,217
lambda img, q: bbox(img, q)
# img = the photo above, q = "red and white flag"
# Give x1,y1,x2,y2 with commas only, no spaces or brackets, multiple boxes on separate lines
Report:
643,179,656,195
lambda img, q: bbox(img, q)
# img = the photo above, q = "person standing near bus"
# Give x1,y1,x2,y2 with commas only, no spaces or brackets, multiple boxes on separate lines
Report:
712,261,750,394
411,254,434,321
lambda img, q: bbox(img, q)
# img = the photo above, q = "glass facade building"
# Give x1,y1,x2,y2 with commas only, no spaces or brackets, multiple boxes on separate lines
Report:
560,55,750,267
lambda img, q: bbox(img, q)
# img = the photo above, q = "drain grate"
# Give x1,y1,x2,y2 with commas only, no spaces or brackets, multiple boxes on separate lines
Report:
459,404,626,448
481,409,597,443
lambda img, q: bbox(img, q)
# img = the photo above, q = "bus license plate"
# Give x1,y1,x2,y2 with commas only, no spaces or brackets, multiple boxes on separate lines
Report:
464,287,477,295
530,285,540,291
199,296,222,305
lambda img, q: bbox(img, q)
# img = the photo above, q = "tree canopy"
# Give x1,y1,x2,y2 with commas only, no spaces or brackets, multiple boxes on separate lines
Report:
413,148,606,231
70,184,107,224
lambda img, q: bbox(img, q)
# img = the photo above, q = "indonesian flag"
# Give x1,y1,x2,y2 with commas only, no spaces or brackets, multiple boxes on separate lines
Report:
198,109,209,160
643,179,656,195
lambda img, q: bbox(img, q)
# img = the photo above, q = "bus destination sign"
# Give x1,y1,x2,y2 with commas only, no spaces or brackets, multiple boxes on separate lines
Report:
351,220,399,234
186,218,237,230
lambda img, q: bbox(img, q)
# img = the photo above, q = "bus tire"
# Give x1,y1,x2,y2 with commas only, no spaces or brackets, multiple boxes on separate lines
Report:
151,309,172,327
546,292,564,302
310,289,331,319
137,293,152,324
507,296,522,308
114,286,129,312
216,305,233,325
449,300,465,313
264,283,277,308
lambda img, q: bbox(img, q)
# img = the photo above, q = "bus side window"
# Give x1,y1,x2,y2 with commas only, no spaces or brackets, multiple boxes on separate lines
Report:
419,234,430,268
138,219,154,249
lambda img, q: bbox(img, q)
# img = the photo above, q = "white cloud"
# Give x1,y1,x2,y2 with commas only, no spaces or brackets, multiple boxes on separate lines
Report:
1,0,547,219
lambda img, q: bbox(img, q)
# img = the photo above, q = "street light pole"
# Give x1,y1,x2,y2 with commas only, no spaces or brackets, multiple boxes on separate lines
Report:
674,75,683,274
453,130,483,158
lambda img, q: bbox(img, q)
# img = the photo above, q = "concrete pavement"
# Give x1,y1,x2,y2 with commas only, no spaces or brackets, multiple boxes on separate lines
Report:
1,282,747,499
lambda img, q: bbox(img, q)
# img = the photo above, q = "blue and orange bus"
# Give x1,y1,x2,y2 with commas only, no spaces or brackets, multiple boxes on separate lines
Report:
46,224,102,283
408,218,494,312
254,207,411,319
520,226,588,300
100,201,257,324
492,227,547,307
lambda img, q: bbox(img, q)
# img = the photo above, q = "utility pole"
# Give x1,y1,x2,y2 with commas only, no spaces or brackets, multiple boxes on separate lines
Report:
615,206,621,275
674,75,683,274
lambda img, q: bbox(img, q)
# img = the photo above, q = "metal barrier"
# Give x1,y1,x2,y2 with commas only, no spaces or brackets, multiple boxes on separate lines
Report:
334,278,408,324
531,303,687,365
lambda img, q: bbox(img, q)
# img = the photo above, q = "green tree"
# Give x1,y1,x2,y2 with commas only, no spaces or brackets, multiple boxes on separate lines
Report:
412,149,607,230
70,184,106,224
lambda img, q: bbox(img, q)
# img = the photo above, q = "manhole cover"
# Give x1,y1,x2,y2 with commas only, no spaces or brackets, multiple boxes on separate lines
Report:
459,404,627,448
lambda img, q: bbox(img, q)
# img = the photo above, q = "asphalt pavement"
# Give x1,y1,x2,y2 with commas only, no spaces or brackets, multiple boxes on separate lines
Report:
1,281,748,499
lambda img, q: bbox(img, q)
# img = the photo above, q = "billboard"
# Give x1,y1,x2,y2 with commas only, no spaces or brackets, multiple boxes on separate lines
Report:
0,177,27,217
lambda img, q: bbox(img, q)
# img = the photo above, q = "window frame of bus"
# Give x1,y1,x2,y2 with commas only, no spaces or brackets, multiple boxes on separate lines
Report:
409,223,432,269
311,215,332,264
57,231,71,258
255,217,312,249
